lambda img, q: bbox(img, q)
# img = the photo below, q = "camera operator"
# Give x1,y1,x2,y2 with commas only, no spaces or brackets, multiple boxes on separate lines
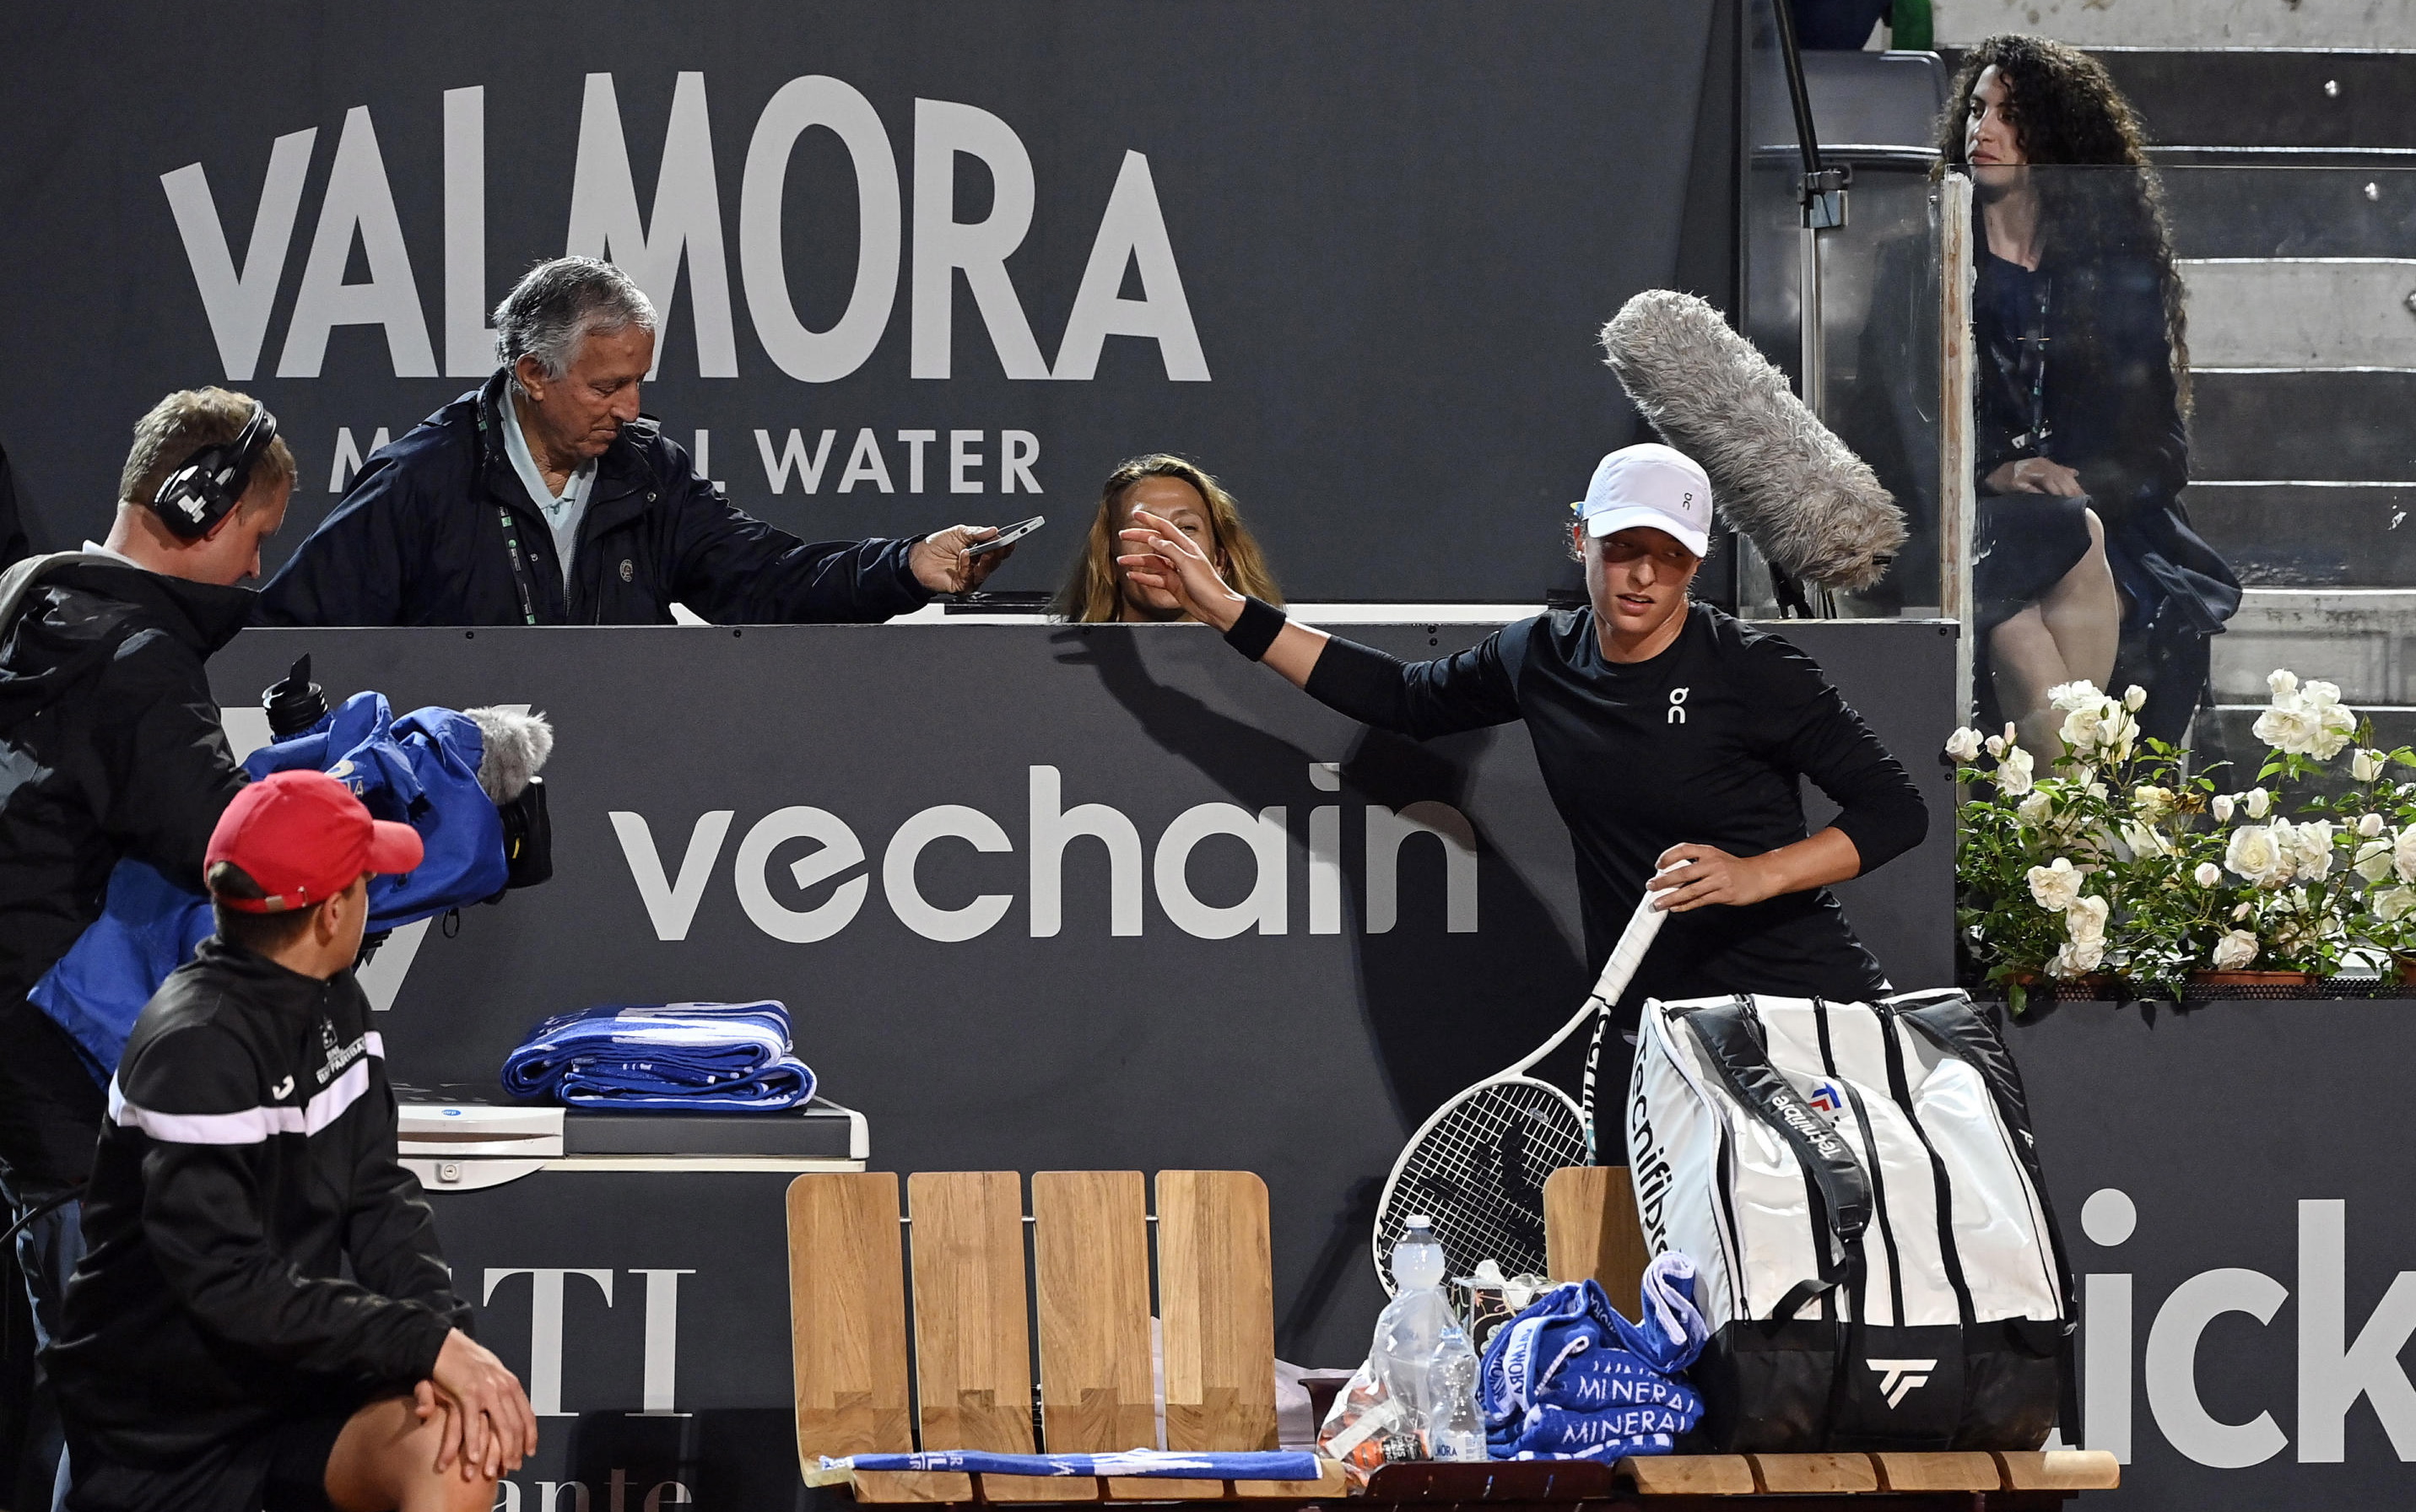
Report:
0,387,293,1499
258,256,1013,627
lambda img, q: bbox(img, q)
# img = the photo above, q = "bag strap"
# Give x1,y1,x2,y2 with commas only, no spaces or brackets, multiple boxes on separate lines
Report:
1677,999,1873,1241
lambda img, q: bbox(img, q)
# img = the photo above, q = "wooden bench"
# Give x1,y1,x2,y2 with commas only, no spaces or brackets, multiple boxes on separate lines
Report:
787,1169,2118,1508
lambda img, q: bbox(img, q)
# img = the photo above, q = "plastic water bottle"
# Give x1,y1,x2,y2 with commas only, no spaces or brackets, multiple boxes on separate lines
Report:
1370,1218,1456,1454
1427,1324,1488,1462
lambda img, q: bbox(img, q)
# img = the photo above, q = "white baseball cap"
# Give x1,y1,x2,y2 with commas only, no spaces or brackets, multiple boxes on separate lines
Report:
1576,443,1712,558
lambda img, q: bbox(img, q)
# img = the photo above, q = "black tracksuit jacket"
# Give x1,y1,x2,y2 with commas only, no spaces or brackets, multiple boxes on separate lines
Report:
48,938,465,1468
256,369,935,626
0,556,253,1191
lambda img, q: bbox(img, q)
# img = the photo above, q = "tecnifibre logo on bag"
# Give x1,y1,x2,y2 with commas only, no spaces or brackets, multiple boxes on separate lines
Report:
1626,1077,1674,1251
1867,1358,1938,1409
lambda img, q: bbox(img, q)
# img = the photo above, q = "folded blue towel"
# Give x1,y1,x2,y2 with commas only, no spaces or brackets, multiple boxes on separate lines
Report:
1479,1255,1709,1461
503,1001,815,1110
822,1451,1322,1480
1493,1399,1700,1461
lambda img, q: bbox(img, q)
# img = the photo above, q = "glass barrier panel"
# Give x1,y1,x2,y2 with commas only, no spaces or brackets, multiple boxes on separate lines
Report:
1953,162,2416,770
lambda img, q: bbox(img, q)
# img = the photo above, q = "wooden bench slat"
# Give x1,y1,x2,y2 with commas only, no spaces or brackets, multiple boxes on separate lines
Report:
982,1473,1105,1501
1034,1171,1156,1455
1230,1462,1349,1498
1157,1172,1278,1452
1615,1453,1758,1494
1872,1450,2006,1491
1995,1448,2121,1490
835,1469,977,1503
1747,1452,1879,1493
788,1173,916,1470
908,1172,1037,1454
1543,1166,1651,1304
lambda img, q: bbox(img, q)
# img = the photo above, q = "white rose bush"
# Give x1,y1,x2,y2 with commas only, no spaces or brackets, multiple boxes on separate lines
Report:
1947,669,2416,1010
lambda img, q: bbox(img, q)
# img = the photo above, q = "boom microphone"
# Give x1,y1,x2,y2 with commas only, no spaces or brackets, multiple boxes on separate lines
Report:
1599,289,1905,592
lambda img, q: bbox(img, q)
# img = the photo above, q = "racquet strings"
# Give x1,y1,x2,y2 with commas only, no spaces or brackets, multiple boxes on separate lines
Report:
1374,1079,1586,1286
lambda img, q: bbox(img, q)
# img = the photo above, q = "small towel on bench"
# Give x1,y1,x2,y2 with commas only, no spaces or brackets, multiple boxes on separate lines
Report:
1479,1255,1709,1461
819,1450,1323,1479
502,1000,814,1110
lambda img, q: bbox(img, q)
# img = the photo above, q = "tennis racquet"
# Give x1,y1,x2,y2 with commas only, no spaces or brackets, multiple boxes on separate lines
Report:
1370,879,1669,1293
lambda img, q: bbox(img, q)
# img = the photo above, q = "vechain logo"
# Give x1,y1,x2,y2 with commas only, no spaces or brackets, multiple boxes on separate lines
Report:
609,764,1479,943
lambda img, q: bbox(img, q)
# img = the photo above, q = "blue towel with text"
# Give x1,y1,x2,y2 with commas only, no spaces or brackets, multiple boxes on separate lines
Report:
1479,1256,1709,1461
821,1451,1322,1480
501,1000,815,1110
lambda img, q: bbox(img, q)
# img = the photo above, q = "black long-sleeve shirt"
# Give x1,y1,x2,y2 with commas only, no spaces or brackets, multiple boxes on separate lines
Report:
1304,603,1927,1012
50,939,466,1468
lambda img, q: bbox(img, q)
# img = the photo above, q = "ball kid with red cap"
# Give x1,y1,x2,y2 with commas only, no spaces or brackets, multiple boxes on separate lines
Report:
46,770,537,1512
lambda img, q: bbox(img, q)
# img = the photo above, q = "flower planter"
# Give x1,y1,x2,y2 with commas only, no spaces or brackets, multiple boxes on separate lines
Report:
2184,969,2321,1001
2187,969,2314,987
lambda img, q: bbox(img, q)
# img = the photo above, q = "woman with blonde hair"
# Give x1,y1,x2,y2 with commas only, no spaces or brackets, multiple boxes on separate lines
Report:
1053,455,1280,622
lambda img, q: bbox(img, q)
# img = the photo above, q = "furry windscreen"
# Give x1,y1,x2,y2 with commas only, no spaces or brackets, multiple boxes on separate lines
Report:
464,707,555,804
1600,290,1905,592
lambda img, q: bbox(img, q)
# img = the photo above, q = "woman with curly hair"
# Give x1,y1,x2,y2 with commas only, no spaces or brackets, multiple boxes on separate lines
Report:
1941,35,2237,753
1052,454,1281,623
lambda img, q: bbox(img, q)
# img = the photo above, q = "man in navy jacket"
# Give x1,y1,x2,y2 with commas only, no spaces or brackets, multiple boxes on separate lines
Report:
257,257,1013,627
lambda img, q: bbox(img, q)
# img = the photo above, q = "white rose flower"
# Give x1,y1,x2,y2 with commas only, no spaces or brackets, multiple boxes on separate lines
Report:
2057,937,2106,975
2086,780,2109,801
2132,786,2175,822
2299,681,2356,760
2292,819,2336,880
2375,886,2416,924
2124,684,2148,711
2065,894,2110,946
2211,928,2259,971
2047,681,2103,714
2016,791,2054,826
1984,733,2007,759
2233,901,2254,921
1944,726,1983,763
2028,857,2084,911
2354,748,2387,783
2395,827,2416,885
2359,811,2387,838
2119,822,2171,859
2254,699,2319,755
2225,825,2294,888
2212,794,2235,823
2105,715,2138,766
2354,839,2397,883
2246,787,2273,820
1997,744,2035,796
2060,701,2107,752
2193,861,2223,888
2268,669,2300,700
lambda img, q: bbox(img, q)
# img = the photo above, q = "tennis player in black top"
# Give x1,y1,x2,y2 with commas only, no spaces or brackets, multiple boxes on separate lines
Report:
1118,442,1927,1018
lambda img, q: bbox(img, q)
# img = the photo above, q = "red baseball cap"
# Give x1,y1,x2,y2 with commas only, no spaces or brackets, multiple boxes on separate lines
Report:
206,770,423,913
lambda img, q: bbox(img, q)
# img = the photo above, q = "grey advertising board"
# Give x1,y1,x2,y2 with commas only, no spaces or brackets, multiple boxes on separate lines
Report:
0,0,1736,602
208,618,1954,1386
2010,999,2416,1512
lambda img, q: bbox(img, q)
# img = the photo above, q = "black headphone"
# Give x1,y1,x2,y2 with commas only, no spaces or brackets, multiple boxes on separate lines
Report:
149,398,278,541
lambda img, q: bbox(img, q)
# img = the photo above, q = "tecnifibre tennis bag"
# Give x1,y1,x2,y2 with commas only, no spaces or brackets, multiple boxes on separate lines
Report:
1625,989,2073,1452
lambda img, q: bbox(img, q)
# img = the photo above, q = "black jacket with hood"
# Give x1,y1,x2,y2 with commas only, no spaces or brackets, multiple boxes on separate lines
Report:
49,937,466,1467
0,554,250,1012
0,552,251,1190
256,370,936,626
